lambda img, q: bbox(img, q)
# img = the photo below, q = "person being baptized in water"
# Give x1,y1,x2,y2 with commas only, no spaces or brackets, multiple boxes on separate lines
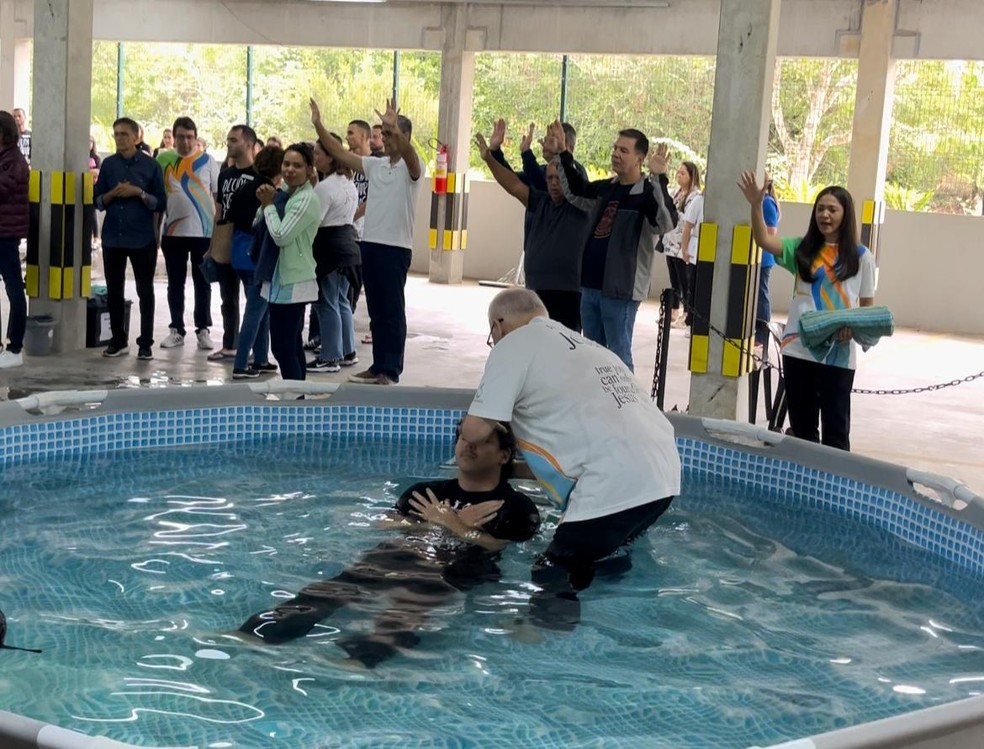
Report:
238,420,540,668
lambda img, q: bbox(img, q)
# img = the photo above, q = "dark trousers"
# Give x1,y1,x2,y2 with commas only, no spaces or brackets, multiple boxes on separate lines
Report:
216,262,240,350
684,264,696,325
161,235,212,336
665,256,689,312
361,241,411,381
102,243,157,348
239,540,451,667
268,303,307,381
782,355,855,451
534,288,581,333
530,496,674,630
0,237,26,354
755,264,773,345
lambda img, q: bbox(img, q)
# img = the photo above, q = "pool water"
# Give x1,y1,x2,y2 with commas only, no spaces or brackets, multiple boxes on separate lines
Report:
1,435,983,749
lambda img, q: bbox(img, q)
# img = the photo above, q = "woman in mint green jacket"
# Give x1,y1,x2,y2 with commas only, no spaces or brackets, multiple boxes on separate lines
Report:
256,142,321,380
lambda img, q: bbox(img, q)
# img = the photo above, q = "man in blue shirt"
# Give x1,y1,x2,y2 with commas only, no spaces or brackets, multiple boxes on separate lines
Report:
94,117,167,359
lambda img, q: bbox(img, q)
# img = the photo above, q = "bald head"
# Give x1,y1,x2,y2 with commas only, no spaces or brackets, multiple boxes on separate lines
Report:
489,288,548,332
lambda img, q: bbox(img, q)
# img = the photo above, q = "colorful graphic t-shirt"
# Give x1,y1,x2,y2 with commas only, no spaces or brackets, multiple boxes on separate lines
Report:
468,316,681,523
157,150,221,238
777,237,876,369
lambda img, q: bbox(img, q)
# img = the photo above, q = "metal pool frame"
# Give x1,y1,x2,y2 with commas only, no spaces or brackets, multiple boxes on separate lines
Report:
0,383,982,749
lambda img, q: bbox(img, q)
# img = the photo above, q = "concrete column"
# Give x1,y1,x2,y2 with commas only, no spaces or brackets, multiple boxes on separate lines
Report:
846,0,897,205
427,3,476,285
30,0,93,352
0,0,14,109
687,0,780,419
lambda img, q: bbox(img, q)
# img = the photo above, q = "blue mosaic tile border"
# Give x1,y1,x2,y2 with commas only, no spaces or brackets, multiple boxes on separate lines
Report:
679,437,984,577
0,405,981,578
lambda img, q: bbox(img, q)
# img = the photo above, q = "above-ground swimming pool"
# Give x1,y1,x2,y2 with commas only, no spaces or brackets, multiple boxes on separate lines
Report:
1,384,983,749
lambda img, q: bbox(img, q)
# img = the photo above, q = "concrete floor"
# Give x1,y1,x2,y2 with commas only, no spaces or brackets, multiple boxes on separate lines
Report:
2,273,983,494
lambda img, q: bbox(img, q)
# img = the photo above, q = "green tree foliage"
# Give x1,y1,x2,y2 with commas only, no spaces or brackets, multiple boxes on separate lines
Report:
86,43,984,214
471,53,563,172
889,60,984,214
768,58,857,190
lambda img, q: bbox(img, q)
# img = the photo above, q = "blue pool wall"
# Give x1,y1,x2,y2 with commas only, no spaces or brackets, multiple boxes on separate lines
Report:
2,383,984,749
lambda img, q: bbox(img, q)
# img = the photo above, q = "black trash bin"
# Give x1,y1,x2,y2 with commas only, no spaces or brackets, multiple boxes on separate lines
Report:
86,295,131,348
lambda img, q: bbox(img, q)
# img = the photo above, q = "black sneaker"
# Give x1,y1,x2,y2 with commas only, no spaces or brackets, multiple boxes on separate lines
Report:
137,346,153,360
253,362,278,373
308,359,341,373
232,367,260,380
103,343,129,358
341,352,359,367
303,338,321,352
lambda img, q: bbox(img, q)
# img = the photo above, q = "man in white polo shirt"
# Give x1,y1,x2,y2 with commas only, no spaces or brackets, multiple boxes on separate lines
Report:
460,287,681,629
310,98,423,386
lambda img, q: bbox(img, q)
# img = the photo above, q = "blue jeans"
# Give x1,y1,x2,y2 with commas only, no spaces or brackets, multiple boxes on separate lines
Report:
234,270,270,371
361,242,411,381
0,238,26,354
317,270,355,362
580,287,640,371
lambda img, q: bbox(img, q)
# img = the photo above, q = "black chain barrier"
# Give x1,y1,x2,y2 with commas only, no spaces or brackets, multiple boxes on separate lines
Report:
662,290,984,396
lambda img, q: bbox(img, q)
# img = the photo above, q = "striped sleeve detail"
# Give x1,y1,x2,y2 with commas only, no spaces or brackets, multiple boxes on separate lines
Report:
265,189,314,245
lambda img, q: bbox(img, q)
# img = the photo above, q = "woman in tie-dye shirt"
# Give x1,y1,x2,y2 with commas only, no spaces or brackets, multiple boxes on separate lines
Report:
739,174,875,452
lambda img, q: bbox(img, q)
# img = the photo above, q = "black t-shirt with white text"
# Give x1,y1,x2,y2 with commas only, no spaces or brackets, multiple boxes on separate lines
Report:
581,182,633,289
218,166,257,220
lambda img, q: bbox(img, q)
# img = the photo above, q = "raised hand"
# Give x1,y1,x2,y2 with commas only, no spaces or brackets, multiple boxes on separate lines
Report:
309,98,322,126
648,142,670,175
489,118,506,152
374,98,400,133
546,120,567,153
475,132,491,161
737,170,767,205
519,122,535,153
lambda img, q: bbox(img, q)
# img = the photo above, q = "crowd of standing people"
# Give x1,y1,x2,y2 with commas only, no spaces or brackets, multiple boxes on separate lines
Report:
0,101,877,448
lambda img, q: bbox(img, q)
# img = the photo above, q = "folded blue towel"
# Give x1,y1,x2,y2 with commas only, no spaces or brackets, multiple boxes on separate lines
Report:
798,306,895,361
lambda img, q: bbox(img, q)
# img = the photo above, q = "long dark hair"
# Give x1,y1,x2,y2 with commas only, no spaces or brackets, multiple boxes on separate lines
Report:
794,185,859,283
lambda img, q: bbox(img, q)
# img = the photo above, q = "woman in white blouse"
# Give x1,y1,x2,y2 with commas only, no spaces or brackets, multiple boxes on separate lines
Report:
309,134,361,373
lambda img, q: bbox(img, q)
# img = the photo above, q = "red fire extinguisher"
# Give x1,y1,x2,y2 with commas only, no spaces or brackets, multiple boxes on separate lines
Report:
434,143,448,195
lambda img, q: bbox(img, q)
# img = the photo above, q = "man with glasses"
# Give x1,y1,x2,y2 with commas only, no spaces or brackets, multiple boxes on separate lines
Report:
463,287,681,632
94,117,167,359
156,116,221,351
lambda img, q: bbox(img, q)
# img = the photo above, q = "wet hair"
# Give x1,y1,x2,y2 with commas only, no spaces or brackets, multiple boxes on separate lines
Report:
284,142,315,168
0,111,18,147
794,186,860,283
680,161,701,192
348,119,371,138
112,117,140,136
253,145,285,181
618,128,650,156
229,124,258,146
562,122,577,152
172,116,197,137
454,419,518,481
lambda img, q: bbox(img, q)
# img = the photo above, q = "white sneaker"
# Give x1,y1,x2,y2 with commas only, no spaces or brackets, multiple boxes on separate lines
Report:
196,329,215,350
0,350,23,369
160,329,185,348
